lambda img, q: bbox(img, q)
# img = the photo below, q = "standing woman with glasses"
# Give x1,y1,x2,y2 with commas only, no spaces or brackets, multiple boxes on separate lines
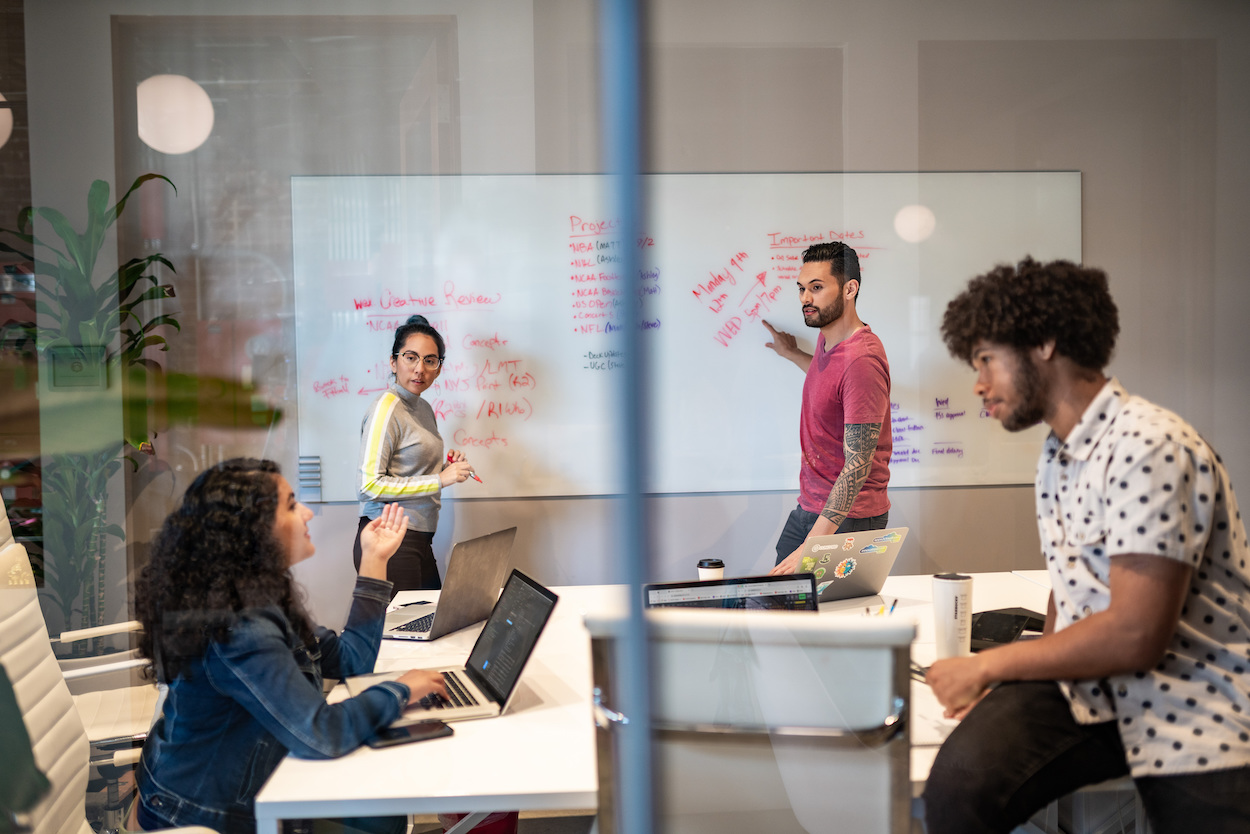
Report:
354,314,475,591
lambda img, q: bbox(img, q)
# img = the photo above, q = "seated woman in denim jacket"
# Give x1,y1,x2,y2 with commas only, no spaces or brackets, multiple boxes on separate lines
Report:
134,458,447,834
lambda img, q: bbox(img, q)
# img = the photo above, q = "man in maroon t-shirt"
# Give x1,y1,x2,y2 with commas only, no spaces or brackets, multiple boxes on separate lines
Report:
763,241,892,575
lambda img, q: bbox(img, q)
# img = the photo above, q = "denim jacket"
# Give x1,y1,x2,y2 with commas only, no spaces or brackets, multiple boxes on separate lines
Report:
137,576,410,834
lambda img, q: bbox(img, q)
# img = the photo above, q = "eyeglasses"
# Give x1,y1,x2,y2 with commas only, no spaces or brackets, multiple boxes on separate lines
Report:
396,351,442,369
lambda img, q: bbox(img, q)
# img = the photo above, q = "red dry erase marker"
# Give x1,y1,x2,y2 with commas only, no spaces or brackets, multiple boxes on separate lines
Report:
447,451,483,483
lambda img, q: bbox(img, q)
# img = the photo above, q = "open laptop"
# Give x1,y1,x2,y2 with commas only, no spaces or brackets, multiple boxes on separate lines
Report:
798,526,910,603
348,569,558,725
643,573,818,611
382,527,517,641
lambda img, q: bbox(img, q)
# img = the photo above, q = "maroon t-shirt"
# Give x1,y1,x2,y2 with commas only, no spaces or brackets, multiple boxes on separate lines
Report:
798,325,892,517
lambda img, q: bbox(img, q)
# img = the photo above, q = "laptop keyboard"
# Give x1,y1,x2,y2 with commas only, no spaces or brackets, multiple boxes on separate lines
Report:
417,671,480,709
394,612,436,633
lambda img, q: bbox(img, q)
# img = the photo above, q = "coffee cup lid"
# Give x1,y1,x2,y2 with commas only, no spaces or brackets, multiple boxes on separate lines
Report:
697,558,725,568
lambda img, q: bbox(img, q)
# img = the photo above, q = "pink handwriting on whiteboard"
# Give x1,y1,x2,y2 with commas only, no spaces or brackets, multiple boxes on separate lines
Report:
313,376,350,398
476,397,533,421
453,429,509,450
463,332,508,350
431,399,468,421
380,288,436,309
569,215,619,236
444,281,501,308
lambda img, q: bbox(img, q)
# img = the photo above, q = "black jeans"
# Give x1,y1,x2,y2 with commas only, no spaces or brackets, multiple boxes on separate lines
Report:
773,504,889,566
352,517,441,593
923,680,1250,834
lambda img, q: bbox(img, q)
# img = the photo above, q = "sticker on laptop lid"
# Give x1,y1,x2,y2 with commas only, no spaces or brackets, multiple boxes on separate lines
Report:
872,531,903,543
859,544,888,555
834,557,857,578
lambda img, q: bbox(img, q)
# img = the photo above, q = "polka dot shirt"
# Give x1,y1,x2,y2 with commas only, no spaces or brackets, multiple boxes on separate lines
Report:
1038,379,1250,777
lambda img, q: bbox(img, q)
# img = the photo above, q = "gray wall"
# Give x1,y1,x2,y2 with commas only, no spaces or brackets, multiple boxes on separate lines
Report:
25,0,1250,630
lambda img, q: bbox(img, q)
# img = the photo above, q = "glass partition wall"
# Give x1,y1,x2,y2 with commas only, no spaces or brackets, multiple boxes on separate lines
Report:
5,1,1250,831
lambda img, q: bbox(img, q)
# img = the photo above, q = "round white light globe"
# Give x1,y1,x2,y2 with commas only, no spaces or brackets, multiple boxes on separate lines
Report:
893,204,937,244
0,94,13,150
137,74,214,155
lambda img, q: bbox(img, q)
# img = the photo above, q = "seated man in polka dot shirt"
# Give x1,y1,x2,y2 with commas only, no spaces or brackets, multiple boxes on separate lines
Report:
922,257,1250,834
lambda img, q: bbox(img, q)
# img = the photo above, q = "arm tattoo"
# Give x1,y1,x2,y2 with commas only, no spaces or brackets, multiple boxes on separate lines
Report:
820,422,883,528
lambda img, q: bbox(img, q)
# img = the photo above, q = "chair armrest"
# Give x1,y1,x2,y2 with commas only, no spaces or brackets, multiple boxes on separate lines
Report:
111,747,143,768
61,656,147,681
56,620,142,643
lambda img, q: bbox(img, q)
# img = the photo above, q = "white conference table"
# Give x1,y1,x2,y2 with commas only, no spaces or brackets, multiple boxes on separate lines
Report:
253,572,1052,833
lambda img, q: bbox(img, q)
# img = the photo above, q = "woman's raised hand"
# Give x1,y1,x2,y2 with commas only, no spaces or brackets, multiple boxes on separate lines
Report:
358,503,408,579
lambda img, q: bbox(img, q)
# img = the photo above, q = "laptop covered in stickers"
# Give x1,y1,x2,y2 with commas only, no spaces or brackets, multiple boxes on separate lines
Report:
798,526,910,602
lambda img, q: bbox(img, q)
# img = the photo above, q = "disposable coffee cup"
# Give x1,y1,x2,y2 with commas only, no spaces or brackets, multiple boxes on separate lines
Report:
697,558,725,581
932,573,973,658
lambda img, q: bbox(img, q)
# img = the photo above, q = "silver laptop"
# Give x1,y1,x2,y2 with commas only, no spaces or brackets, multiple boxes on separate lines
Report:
643,574,819,612
382,527,517,641
348,569,558,725
798,526,909,602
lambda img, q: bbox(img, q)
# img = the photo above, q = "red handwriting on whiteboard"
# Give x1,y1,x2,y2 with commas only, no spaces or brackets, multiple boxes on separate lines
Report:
767,230,865,248
431,375,471,393
740,272,783,321
463,332,508,351
430,399,468,421
692,252,748,307
693,270,734,301
443,281,501,308
567,213,660,333
569,215,619,236
453,429,509,449
313,376,350,398
713,317,744,347
379,288,436,309
476,398,533,421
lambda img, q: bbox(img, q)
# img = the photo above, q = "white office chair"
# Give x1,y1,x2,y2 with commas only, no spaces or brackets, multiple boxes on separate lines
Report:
0,498,206,834
54,621,161,834
586,608,915,834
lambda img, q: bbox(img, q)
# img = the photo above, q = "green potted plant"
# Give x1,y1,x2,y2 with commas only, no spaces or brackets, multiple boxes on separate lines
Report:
0,174,179,633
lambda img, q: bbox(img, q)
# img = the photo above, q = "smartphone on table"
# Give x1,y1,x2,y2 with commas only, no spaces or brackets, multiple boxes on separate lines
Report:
366,721,453,749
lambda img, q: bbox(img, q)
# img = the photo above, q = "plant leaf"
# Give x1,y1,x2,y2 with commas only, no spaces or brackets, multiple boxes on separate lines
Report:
0,240,34,260
105,174,176,228
140,314,181,334
84,180,112,259
36,206,89,280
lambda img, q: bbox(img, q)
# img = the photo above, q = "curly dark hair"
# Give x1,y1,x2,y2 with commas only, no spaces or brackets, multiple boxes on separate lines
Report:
941,257,1120,371
802,241,861,299
136,458,315,682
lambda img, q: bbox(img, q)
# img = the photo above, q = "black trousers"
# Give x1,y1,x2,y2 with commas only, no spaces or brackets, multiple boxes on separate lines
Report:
923,680,1250,834
352,516,441,593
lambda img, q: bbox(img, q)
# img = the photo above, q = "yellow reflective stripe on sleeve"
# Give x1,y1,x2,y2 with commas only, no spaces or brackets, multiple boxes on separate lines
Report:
359,393,440,499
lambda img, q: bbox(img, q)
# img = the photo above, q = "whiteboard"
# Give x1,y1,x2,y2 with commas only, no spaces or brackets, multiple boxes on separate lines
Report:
292,172,1079,501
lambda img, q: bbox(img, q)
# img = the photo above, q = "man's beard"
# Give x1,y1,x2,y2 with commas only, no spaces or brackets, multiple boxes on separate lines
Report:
1001,349,1048,432
804,292,844,329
